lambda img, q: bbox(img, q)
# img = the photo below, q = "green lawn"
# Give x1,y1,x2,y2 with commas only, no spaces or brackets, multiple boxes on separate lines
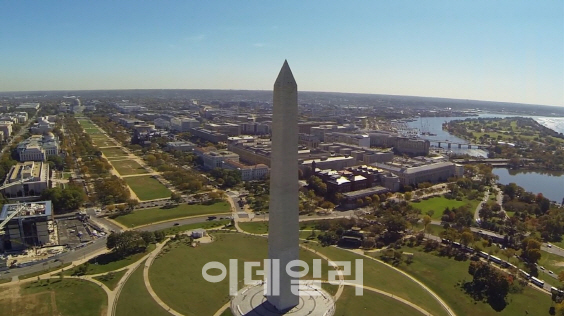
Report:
147,233,332,316
239,219,342,235
7,279,108,316
77,120,97,129
92,138,116,147
397,246,553,316
124,175,171,200
64,244,154,275
239,221,269,234
335,286,426,316
537,250,564,276
158,219,231,235
111,159,148,175
116,262,170,316
303,242,450,316
93,269,127,290
412,222,444,236
411,196,480,220
113,201,230,227
100,146,128,157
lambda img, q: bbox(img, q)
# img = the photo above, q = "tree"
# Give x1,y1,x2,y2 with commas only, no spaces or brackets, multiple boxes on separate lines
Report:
422,215,432,232
140,231,156,244
521,237,542,264
154,230,166,243
460,231,474,246
170,192,183,204
126,199,139,211
501,248,516,262
106,231,147,257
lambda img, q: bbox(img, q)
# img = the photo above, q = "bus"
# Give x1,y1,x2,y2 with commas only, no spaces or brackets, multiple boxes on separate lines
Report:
490,255,502,264
531,276,545,288
478,251,489,259
519,269,530,279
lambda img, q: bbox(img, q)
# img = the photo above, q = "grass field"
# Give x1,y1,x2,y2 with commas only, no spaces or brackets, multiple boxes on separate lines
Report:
64,245,154,275
411,196,481,220
397,246,553,316
335,286,425,316
111,160,148,175
116,263,169,316
124,176,171,200
239,219,343,235
93,269,127,290
113,201,230,227
100,147,128,157
77,120,97,129
92,138,115,147
412,222,444,236
158,219,232,235
148,233,334,316
0,279,107,316
303,242,450,316
239,221,269,234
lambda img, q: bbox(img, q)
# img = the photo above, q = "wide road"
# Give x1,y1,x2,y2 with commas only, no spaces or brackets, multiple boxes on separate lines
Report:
1,238,107,280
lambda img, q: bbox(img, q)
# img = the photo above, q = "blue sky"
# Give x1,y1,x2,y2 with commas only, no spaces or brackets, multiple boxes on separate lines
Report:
1,1,562,106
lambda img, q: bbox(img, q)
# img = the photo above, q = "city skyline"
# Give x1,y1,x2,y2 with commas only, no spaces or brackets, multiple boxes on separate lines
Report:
1,1,563,107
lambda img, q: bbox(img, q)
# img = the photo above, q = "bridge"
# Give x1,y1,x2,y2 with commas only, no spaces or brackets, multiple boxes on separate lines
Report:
451,158,535,167
429,141,489,150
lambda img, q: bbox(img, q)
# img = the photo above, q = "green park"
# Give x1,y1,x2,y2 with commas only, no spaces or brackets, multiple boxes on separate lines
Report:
124,175,172,200
113,201,230,227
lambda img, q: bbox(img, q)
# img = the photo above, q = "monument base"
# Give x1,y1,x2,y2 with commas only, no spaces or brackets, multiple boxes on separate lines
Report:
230,282,335,316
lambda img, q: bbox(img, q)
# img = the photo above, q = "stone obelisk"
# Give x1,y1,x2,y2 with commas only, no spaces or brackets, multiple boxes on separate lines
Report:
267,60,299,311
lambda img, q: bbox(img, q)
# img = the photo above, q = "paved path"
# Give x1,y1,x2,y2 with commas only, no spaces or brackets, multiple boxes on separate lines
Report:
328,282,432,316
142,239,184,316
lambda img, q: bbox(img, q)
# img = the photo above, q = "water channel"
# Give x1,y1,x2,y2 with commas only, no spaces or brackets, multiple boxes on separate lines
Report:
406,114,564,201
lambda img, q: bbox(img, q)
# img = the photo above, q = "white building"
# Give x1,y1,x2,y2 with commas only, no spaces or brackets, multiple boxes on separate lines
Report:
201,150,240,170
324,132,370,148
171,117,200,132
2,161,49,197
16,134,60,162
30,116,55,134
0,121,13,139
154,118,171,129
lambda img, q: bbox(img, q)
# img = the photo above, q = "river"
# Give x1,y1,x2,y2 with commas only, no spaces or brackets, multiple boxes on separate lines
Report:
406,114,564,158
406,114,564,201
492,168,564,204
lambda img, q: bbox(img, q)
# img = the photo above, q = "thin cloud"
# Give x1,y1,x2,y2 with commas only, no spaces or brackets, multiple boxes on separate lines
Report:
185,34,206,41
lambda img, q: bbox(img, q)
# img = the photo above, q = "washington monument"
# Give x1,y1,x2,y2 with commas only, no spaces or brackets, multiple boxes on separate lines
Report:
267,60,300,311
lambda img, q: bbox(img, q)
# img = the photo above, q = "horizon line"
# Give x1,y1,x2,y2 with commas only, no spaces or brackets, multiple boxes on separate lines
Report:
1,88,563,109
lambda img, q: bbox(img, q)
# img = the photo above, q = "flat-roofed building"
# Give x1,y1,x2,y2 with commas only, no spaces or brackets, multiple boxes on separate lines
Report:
223,159,269,181
154,118,171,129
16,134,60,162
2,161,49,197
0,121,13,139
205,123,241,136
201,150,240,170
171,117,199,132
0,201,57,251
17,103,40,110
166,141,195,152
324,132,370,148
190,127,227,143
